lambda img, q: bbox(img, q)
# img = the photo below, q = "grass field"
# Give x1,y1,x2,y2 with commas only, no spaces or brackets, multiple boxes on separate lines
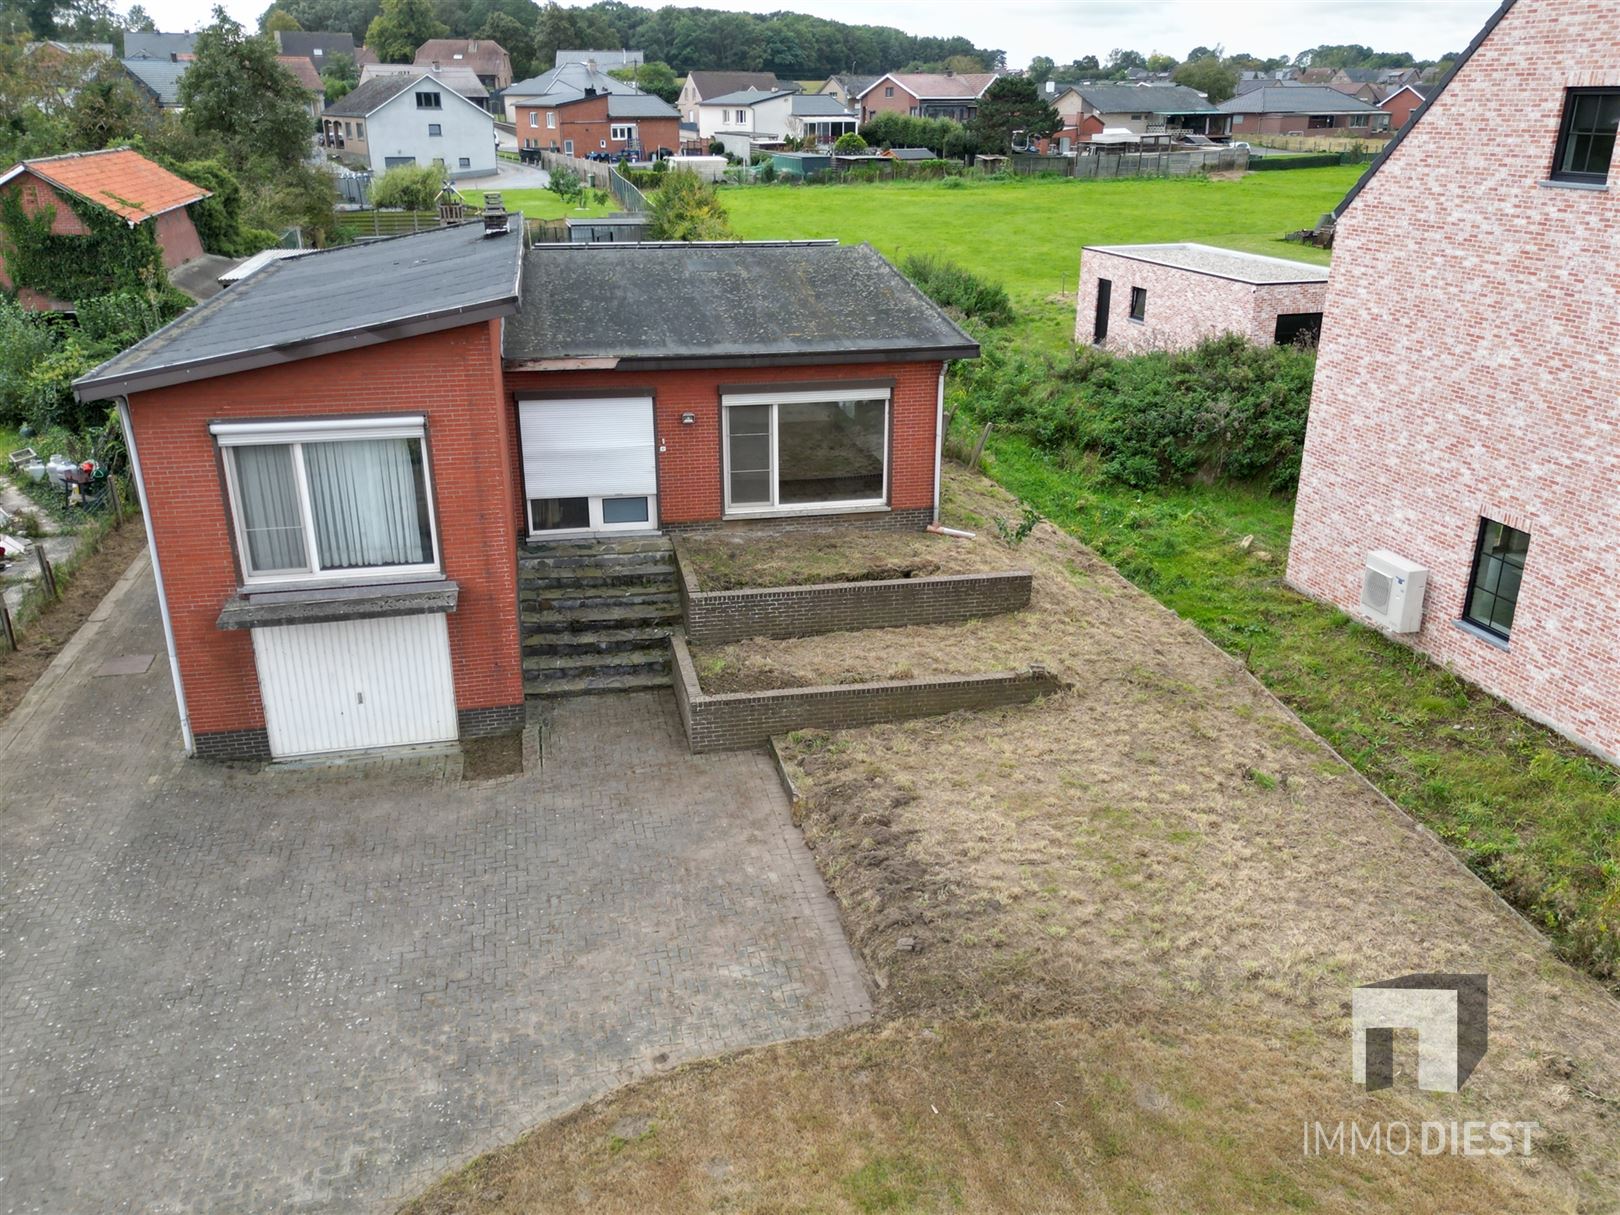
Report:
723,168,1355,347
458,187,619,220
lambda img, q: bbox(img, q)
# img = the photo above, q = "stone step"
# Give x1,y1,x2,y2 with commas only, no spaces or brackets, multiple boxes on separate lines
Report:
517,546,676,570
526,670,674,697
522,603,684,632
526,588,680,612
518,564,677,590
523,625,673,654
521,536,673,557
523,647,669,678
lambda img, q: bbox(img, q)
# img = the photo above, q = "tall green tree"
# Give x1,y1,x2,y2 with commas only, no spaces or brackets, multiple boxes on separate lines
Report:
364,0,446,62
66,64,158,148
607,59,677,103
124,3,155,31
644,169,731,241
178,8,313,169
969,74,1058,154
1172,56,1237,103
476,10,533,78
263,7,301,32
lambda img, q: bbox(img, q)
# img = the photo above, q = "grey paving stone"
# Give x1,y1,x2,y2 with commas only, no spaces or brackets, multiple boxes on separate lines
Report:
0,568,871,1214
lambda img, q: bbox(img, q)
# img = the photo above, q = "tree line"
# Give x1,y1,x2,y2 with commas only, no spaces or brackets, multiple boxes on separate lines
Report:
252,0,1003,83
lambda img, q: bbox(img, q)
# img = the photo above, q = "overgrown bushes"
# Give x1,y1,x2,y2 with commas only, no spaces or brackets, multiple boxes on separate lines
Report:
369,162,443,212
900,254,1012,326
954,333,1316,494
645,169,733,241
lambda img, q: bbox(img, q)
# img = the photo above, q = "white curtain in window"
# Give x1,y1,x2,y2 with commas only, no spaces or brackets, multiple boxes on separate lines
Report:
234,444,307,573
303,438,428,570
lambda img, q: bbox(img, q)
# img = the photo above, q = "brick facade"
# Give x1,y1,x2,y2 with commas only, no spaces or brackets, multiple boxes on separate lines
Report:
676,552,1032,644
670,635,1063,753
0,170,203,309
127,320,524,747
1076,248,1328,354
1380,86,1426,131
503,360,945,533
1287,0,1620,763
513,94,680,155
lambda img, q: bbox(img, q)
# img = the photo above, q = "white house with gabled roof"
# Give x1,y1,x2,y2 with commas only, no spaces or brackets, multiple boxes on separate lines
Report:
322,72,497,179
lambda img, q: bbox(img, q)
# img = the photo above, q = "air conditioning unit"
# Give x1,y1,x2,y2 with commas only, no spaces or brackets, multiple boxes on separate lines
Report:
1360,549,1428,633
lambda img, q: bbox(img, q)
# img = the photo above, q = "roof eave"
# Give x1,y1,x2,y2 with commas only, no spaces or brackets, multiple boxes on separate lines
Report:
505,344,980,372
74,294,520,401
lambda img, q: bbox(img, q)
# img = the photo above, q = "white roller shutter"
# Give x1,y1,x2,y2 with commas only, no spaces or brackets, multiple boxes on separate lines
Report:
520,397,656,500
252,614,458,758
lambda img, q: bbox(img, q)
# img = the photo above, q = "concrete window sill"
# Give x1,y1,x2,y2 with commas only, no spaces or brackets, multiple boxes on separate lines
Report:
1537,178,1608,192
1452,618,1511,652
217,579,460,630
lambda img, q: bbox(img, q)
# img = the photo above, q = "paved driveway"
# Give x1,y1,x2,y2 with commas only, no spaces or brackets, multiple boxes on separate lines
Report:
0,556,869,1213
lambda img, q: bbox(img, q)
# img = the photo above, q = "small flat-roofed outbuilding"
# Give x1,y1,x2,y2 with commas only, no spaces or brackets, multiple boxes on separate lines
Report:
1077,242,1330,354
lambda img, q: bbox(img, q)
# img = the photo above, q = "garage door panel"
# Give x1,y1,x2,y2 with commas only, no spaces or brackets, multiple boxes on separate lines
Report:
252,614,457,758
520,397,656,500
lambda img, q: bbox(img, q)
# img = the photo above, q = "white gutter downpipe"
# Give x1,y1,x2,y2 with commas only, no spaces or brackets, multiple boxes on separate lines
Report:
932,363,945,525
117,397,194,755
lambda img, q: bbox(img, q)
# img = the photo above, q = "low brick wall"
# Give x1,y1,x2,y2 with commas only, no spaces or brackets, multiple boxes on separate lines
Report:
671,634,1063,753
676,550,1033,645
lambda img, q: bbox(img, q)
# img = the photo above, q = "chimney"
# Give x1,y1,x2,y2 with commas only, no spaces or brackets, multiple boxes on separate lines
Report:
586,58,597,72
482,192,510,236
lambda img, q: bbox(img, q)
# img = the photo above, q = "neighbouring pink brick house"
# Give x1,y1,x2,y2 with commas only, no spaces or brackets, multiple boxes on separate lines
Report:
1288,0,1620,763
1076,244,1329,353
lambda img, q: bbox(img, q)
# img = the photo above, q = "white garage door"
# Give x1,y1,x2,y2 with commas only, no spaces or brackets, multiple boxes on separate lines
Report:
519,396,657,536
252,614,458,758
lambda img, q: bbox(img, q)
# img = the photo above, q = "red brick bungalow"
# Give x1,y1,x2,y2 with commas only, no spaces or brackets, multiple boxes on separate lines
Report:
73,225,975,761
514,89,681,157
0,148,209,310
1288,0,1620,762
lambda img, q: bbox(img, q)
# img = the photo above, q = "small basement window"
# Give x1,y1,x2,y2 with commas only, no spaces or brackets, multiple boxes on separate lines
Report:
458,156,470,168
1552,88,1619,184
1463,518,1530,641
1273,312,1323,346
214,419,440,587
1129,286,1147,321
723,389,889,514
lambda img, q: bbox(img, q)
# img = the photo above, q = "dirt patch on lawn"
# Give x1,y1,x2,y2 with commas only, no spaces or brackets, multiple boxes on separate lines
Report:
0,520,147,723
402,1016,1547,1215
403,467,1620,1214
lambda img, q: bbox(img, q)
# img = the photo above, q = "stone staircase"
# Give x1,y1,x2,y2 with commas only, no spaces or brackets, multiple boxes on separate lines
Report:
518,536,680,697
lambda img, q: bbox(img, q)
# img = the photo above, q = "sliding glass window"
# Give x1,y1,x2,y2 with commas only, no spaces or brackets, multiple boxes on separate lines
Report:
723,391,889,514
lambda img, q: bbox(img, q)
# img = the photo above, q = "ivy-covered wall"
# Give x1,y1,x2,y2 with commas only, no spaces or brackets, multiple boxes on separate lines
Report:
0,177,170,305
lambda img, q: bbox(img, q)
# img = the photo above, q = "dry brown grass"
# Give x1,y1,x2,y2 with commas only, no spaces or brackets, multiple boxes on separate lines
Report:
404,468,1620,1214
402,1016,1551,1215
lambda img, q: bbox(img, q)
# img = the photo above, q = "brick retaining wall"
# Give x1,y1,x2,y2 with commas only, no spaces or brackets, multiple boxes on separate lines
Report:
670,634,1063,753
676,551,1033,645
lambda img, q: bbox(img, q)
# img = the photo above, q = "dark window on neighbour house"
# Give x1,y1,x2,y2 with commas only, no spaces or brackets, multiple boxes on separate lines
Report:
1129,286,1146,321
415,91,442,109
1552,88,1619,184
1463,518,1531,641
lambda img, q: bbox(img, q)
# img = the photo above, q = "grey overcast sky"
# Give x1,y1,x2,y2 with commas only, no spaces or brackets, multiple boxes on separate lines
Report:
144,0,1502,68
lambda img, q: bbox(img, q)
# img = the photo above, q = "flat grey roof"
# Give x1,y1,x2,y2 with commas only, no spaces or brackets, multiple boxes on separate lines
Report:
1083,242,1329,285
76,224,522,400
505,242,978,368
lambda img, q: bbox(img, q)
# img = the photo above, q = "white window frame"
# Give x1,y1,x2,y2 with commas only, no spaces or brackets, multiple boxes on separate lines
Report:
528,111,537,127
610,123,637,142
546,111,556,129
721,388,891,518
211,416,442,589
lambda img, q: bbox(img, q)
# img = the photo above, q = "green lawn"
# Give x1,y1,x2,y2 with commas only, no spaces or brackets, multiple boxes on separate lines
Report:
463,187,619,220
723,168,1355,348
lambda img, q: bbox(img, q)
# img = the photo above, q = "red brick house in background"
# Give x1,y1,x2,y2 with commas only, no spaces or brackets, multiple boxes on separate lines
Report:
514,88,681,157
73,226,975,762
856,71,1000,124
414,38,513,92
1379,82,1434,130
0,148,208,310
1288,0,1620,763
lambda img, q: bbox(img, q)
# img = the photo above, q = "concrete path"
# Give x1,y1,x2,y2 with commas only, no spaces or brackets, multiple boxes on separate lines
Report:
0,560,869,1213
